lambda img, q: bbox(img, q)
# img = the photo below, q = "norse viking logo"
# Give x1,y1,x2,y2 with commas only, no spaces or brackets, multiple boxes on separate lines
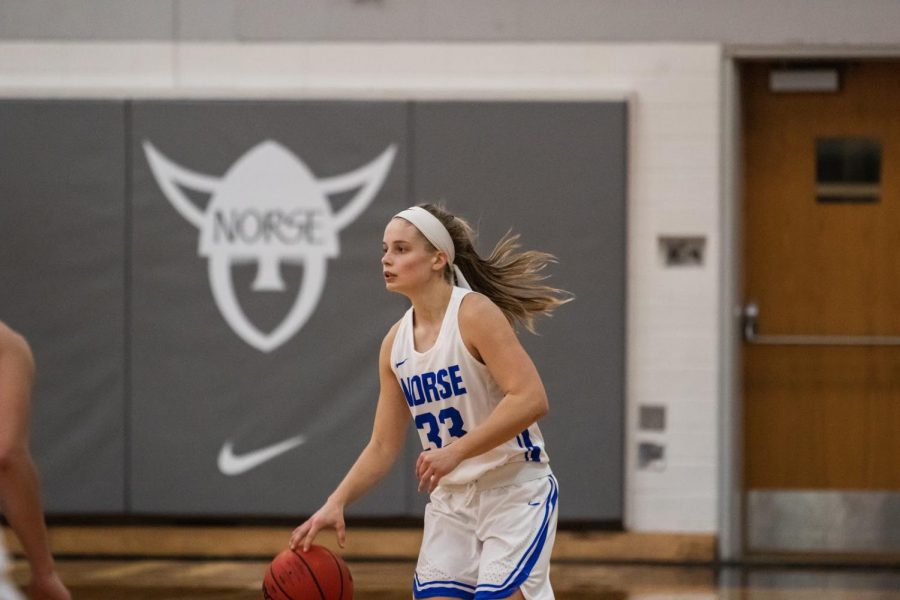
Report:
143,140,396,352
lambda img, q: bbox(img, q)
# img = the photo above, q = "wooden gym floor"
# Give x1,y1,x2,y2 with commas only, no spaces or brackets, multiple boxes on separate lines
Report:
6,526,900,598
9,559,717,599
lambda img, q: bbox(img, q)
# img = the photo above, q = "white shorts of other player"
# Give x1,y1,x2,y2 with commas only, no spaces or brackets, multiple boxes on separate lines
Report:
0,529,23,600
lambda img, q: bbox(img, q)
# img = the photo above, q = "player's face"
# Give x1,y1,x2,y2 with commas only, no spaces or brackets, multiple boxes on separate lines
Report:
382,218,442,292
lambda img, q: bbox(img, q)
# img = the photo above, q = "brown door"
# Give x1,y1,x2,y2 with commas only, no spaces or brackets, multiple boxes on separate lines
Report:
742,61,900,555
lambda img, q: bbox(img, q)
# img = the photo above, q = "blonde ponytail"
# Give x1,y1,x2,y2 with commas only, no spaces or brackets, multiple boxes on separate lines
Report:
418,203,572,333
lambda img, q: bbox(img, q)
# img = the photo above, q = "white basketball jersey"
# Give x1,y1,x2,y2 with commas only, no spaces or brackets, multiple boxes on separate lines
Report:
390,286,549,486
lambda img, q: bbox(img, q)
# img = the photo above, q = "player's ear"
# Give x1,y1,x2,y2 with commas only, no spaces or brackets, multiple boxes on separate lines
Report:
432,251,448,272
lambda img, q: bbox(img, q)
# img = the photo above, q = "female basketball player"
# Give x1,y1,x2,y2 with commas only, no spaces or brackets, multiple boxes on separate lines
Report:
290,204,569,600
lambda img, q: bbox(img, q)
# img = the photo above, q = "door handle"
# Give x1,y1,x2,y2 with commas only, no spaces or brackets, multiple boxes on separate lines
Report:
742,301,900,346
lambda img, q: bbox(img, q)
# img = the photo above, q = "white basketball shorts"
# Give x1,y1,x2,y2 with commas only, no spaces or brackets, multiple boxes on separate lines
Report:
413,462,559,600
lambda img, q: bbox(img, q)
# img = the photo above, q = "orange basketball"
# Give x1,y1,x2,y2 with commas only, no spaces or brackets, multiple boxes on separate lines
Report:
262,545,353,600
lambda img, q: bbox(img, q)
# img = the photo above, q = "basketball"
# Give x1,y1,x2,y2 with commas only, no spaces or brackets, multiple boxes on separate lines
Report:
262,545,353,600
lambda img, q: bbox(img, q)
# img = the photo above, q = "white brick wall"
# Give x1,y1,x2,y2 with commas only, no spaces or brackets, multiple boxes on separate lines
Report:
621,47,721,533
0,41,723,533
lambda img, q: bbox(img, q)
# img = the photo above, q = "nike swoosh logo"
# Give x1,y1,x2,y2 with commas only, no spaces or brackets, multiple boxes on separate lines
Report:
395,358,408,368
217,434,306,476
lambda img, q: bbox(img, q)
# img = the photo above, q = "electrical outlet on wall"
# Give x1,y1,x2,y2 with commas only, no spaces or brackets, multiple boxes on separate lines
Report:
638,441,666,470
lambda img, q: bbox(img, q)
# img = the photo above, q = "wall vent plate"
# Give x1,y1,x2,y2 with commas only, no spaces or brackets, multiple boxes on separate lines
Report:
659,235,705,267
639,405,666,431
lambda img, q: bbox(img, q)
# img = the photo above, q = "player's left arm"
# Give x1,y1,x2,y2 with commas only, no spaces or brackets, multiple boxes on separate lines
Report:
415,293,548,492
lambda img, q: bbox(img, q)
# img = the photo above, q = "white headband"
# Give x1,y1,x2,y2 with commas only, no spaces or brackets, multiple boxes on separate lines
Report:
394,206,471,290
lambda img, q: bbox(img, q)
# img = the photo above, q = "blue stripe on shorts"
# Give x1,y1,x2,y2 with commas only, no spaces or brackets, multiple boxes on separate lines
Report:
413,573,477,599
473,475,559,600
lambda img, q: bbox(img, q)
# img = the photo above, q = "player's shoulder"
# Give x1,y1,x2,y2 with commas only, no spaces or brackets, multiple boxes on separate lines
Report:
0,320,30,354
459,291,505,323
458,292,511,348
381,319,404,351
378,320,405,369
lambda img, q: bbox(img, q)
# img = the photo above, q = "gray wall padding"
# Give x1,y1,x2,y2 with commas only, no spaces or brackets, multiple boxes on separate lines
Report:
0,99,625,521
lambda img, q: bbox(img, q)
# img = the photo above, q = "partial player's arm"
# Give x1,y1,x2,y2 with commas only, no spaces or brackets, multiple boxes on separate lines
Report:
414,293,549,492
290,323,409,551
0,322,71,600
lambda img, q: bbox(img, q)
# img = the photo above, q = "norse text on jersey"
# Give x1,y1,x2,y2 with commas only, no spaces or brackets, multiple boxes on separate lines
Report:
399,364,468,407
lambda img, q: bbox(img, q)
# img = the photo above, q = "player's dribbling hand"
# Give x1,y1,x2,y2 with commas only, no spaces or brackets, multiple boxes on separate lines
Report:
289,501,346,552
